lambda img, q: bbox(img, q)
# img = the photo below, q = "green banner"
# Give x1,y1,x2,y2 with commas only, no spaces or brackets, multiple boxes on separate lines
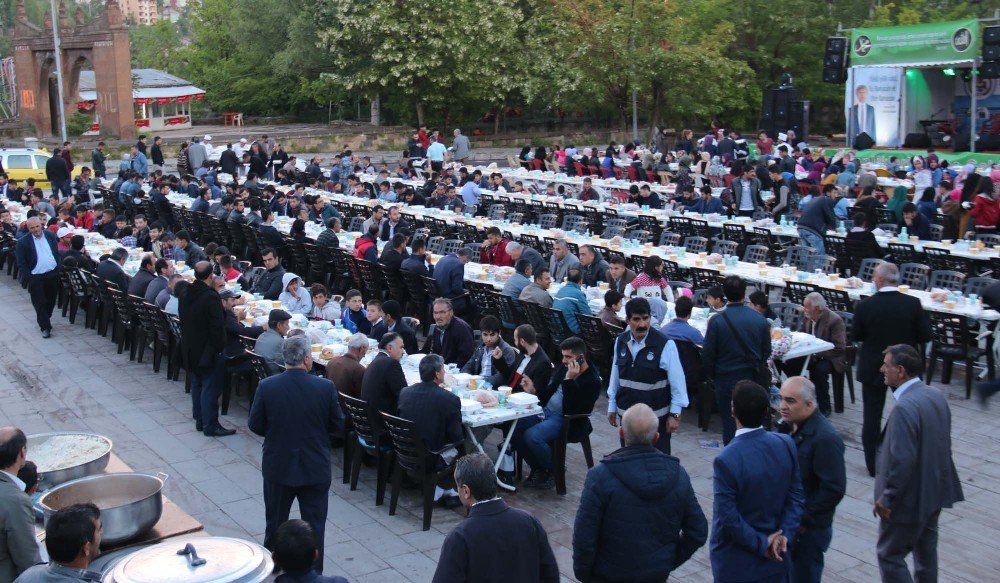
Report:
850,19,979,67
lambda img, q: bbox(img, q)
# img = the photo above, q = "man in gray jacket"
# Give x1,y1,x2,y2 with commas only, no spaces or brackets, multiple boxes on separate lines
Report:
254,310,291,374
519,268,553,308
186,136,206,171
874,344,964,583
451,129,471,163
0,427,41,581
548,239,580,282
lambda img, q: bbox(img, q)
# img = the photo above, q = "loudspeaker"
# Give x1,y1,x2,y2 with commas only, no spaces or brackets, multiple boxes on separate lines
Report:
903,133,931,148
790,100,810,140
772,90,794,123
823,67,848,84
976,135,1000,151
984,25,1000,45
823,36,849,84
982,61,1000,80
853,132,874,150
985,45,1000,61
953,132,971,152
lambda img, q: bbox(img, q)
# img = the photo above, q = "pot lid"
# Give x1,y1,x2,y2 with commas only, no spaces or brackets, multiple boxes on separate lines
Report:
103,536,273,583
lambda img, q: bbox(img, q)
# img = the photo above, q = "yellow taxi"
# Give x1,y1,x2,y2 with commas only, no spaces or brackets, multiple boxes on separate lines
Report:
1,147,83,189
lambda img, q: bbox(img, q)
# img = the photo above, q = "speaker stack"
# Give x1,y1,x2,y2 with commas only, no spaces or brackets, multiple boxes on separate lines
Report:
983,26,1000,79
823,37,849,84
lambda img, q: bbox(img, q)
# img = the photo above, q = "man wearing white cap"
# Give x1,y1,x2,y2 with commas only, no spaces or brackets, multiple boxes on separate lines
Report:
56,226,73,251
201,135,214,165
234,138,247,158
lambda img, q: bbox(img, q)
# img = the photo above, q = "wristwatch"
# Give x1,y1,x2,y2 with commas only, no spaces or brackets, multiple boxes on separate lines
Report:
668,412,681,420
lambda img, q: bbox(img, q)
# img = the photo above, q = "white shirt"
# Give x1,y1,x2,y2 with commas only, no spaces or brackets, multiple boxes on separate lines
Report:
31,233,57,274
858,104,867,133
735,426,764,439
1,468,26,491
892,377,920,401
607,332,688,415
739,179,754,210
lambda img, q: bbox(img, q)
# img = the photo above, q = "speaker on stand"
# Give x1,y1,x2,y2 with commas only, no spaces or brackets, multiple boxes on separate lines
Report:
790,100,810,142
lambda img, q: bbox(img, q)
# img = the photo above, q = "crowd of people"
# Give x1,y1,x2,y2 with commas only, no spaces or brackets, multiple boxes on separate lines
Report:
0,125,982,583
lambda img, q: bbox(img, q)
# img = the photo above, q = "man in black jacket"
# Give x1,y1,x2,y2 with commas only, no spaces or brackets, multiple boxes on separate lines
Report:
378,205,410,241
433,453,559,583
250,248,286,300
511,337,601,490
249,335,344,573
797,184,840,256
127,253,157,297
378,233,409,271
219,144,240,176
398,354,464,508
573,403,707,582
150,136,165,168
96,247,131,292
14,217,61,337
45,148,70,199
369,300,417,353
401,237,433,276
778,376,846,583
494,324,552,394
423,298,474,369
852,261,931,476
179,261,234,436
360,332,408,417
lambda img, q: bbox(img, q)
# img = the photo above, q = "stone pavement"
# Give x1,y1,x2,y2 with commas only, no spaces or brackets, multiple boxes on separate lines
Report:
0,275,998,582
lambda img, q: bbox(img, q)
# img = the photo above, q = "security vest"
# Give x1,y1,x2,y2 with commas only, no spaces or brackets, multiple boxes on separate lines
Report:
614,327,671,417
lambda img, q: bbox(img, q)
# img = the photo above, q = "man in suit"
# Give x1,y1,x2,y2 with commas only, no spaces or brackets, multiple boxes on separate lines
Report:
852,262,931,476
271,520,349,583
548,238,580,282
325,333,368,398
433,247,472,317
127,253,157,297
0,427,41,581
361,332,408,416
461,316,517,387
14,217,61,337
370,300,417,353
778,377,847,583
710,381,805,583
249,335,344,574
378,233,409,271
848,84,877,146
507,242,545,276
423,298,475,368
399,354,465,508
251,248,287,300
96,247,131,292
606,256,636,294
874,344,963,583
573,404,707,582
143,258,175,305
180,261,234,436
433,453,559,583
702,276,772,445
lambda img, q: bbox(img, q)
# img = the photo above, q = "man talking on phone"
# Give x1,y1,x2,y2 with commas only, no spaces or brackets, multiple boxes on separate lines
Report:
509,337,602,490
608,298,688,454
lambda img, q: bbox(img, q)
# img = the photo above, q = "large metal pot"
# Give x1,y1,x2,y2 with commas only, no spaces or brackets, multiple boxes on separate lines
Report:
102,536,274,583
27,431,113,489
39,472,167,546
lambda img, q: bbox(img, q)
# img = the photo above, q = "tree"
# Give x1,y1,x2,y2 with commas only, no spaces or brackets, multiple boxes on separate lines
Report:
129,20,182,72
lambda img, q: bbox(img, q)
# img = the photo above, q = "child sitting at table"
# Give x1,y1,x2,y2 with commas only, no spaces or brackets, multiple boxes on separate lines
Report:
308,283,341,321
341,289,371,334
365,299,383,335
279,273,313,316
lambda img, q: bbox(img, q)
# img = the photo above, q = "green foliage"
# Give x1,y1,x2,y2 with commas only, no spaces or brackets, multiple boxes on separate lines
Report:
129,20,182,71
66,111,93,137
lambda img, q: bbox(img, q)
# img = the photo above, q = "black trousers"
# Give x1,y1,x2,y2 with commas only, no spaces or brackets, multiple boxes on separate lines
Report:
862,381,890,476
27,269,60,332
263,480,330,573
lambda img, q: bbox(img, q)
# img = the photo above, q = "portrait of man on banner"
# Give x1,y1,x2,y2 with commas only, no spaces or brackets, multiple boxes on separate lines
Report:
847,84,876,146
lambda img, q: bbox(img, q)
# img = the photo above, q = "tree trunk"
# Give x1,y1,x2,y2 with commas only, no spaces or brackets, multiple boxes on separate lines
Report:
415,100,425,127
494,97,503,136
649,79,662,144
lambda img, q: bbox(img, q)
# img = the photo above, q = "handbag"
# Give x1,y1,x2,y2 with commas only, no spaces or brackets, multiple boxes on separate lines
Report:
720,310,772,387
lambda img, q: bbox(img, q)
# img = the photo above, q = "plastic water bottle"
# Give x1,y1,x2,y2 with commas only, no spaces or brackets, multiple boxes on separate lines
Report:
779,215,787,227
899,226,909,243
837,220,846,235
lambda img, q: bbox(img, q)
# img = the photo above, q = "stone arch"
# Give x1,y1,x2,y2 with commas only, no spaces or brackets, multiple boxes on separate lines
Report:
11,0,136,139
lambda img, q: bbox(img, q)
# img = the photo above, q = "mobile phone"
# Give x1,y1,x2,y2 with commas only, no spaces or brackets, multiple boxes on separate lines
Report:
576,356,585,366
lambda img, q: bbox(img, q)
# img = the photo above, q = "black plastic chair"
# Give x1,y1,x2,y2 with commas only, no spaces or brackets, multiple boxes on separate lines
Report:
926,312,989,399
341,394,392,505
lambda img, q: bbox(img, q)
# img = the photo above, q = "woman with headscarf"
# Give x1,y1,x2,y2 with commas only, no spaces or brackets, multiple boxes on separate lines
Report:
708,156,727,188
805,161,826,184
910,156,933,191
886,185,909,222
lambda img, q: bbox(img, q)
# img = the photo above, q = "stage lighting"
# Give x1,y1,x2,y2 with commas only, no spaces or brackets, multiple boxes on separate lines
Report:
943,68,956,76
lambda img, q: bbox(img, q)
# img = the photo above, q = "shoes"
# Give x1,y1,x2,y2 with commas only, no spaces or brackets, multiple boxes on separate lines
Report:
195,423,203,432
204,427,236,437
524,469,553,490
496,470,515,486
436,495,462,509
41,329,51,338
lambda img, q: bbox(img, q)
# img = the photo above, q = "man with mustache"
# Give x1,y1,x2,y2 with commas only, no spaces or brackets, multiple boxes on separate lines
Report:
606,298,688,455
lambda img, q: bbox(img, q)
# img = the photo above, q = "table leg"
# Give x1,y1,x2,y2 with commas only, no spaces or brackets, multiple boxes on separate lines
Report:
463,424,487,456
470,419,518,492
799,354,813,377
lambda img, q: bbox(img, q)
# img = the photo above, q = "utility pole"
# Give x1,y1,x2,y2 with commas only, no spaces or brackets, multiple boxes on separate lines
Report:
50,0,67,143
629,0,638,143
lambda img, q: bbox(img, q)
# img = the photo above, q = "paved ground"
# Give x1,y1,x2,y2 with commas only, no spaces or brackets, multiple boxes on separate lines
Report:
1,274,999,582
